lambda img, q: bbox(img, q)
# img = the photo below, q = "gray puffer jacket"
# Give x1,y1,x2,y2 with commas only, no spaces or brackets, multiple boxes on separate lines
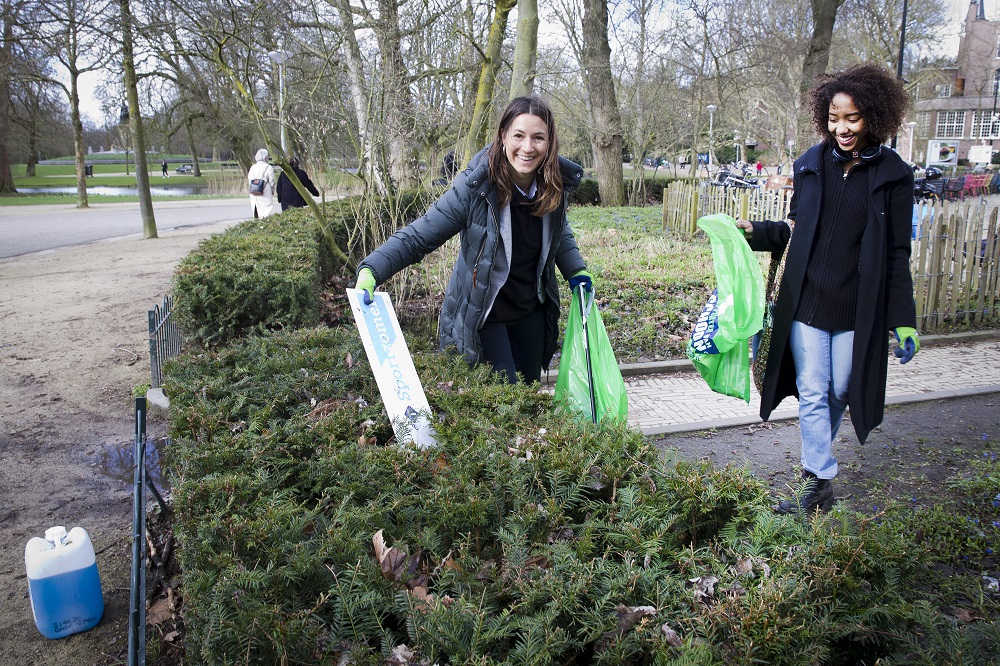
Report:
358,146,586,368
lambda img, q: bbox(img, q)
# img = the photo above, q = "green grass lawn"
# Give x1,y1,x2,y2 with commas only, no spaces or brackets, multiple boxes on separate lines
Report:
0,193,242,205
14,162,240,187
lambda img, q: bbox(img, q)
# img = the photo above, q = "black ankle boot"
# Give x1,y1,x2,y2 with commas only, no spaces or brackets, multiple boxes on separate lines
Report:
774,471,835,515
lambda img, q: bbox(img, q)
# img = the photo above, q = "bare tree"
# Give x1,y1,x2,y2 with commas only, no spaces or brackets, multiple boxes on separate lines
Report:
11,80,63,176
36,0,114,207
581,0,623,205
120,0,156,237
509,0,537,99
0,0,53,193
801,0,845,109
463,0,516,163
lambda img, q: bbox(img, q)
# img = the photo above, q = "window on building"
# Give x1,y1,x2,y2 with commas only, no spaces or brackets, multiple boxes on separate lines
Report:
972,111,1000,139
935,111,965,138
936,84,952,98
917,111,932,136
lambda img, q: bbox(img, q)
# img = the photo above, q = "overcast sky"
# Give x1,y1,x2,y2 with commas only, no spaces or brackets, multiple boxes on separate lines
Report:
73,0,977,125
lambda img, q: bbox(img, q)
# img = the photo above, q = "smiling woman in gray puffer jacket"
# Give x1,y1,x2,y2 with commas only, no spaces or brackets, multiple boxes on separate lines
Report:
355,96,593,384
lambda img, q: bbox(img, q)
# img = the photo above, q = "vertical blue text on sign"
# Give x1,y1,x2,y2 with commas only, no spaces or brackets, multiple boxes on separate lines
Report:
355,291,415,405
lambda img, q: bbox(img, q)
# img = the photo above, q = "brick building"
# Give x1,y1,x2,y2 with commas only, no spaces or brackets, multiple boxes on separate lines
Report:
912,0,1000,167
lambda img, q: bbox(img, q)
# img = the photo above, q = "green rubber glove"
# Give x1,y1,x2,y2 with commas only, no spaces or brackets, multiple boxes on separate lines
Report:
568,269,594,294
893,326,920,364
356,267,376,305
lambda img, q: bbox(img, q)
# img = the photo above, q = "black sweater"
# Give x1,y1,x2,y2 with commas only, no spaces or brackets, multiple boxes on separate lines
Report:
793,148,871,330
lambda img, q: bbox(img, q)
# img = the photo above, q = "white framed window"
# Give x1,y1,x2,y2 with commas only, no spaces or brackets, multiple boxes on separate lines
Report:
936,84,952,98
917,111,932,136
972,111,1000,139
935,111,965,138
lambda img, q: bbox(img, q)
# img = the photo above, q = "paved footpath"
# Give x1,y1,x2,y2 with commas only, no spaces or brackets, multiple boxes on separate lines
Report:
618,332,1000,435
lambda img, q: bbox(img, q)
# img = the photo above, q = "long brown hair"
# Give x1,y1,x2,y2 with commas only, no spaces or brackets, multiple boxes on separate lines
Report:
487,96,564,216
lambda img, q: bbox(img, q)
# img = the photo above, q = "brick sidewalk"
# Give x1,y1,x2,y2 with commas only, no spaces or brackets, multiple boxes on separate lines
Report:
624,335,1000,435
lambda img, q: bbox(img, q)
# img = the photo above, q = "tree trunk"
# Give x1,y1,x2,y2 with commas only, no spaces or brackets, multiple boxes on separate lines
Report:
464,0,516,164
378,0,418,190
0,17,17,193
796,0,844,145
185,117,201,176
581,0,623,206
69,71,89,208
334,0,390,196
121,0,157,238
26,126,37,177
509,0,537,99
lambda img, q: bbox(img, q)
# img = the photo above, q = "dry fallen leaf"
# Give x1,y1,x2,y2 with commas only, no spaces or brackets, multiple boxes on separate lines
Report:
384,643,415,664
372,530,428,589
661,622,682,647
951,607,982,623
146,596,173,626
733,557,753,576
373,530,408,582
598,605,657,651
689,575,718,604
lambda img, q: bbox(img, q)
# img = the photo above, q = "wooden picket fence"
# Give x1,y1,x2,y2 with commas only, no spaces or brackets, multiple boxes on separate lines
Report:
662,180,794,234
912,199,1000,333
661,181,1000,334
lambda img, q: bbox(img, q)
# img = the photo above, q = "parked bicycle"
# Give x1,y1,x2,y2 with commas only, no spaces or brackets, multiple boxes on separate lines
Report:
710,161,760,189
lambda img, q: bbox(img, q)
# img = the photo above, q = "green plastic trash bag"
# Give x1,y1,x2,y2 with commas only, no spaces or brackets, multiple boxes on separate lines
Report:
686,213,766,402
555,287,628,422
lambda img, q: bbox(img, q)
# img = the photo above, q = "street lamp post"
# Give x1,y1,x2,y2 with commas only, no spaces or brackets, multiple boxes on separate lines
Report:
268,50,292,154
906,121,917,163
706,104,717,175
990,68,1000,161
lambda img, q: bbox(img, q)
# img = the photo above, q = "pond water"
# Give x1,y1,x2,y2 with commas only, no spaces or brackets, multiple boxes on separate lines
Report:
18,185,210,196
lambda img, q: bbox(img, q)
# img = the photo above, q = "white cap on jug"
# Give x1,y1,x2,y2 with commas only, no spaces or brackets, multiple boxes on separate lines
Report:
45,526,67,547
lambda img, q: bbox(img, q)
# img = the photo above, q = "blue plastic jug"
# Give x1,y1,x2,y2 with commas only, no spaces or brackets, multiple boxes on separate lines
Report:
24,526,104,639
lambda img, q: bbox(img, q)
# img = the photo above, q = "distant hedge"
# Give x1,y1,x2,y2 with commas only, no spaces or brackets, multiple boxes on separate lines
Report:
170,191,435,348
570,176,687,206
171,210,336,347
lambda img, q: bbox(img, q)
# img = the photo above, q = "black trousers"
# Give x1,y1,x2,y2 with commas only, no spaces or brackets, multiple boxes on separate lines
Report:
478,306,545,384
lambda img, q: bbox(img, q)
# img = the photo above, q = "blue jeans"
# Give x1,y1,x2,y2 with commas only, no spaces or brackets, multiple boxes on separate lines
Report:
788,321,854,480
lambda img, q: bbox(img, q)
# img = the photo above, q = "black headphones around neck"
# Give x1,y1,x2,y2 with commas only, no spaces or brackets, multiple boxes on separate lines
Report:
831,143,883,163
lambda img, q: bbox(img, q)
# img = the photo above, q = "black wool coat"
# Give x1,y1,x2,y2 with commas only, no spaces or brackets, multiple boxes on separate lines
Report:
748,142,916,444
277,166,320,210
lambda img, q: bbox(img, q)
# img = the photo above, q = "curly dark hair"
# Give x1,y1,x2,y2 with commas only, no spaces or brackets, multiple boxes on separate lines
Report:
808,63,909,146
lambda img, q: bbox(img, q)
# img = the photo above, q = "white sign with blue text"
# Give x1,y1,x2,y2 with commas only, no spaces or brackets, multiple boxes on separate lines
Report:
347,288,436,449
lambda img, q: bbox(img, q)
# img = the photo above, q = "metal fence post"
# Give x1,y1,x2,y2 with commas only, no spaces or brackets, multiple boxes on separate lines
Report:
129,397,147,666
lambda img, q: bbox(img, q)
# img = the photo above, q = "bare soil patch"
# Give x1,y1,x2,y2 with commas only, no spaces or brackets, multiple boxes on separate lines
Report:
0,222,234,665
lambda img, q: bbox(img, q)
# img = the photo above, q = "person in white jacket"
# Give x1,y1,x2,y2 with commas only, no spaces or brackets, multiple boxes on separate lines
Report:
247,148,277,218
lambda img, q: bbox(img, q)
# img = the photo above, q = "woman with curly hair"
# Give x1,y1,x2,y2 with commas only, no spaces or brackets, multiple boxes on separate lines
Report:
736,63,918,514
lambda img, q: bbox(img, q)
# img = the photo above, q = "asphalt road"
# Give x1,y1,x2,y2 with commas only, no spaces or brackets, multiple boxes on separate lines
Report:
0,198,250,259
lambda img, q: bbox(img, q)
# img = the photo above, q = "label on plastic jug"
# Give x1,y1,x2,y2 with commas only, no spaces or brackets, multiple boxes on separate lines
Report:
28,564,104,639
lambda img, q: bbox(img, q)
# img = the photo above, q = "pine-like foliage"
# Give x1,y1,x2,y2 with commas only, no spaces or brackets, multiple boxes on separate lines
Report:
164,325,1000,665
